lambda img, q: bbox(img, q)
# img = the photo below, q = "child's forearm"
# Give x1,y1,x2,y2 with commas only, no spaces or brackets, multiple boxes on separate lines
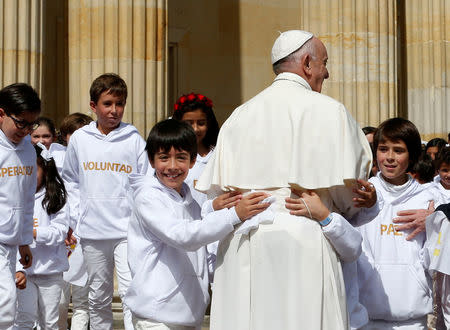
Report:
322,212,363,262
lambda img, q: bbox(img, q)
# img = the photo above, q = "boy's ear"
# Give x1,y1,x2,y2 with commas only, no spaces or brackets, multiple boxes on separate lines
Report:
89,101,97,114
149,156,155,168
0,108,5,125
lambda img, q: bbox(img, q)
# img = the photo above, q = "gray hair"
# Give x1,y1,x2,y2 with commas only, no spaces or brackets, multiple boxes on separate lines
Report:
272,38,316,75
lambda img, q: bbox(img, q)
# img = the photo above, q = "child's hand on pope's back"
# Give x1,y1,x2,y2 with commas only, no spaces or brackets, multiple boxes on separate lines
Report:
286,190,330,221
352,179,377,208
15,271,26,289
235,192,270,221
18,245,33,269
213,191,242,211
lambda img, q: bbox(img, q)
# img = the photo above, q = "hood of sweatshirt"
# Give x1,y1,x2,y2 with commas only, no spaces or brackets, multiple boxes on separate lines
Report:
129,172,194,205
374,172,427,206
78,121,140,143
0,129,33,151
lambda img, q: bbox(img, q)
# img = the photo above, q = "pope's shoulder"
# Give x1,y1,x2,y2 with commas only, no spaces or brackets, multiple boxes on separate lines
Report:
236,78,347,115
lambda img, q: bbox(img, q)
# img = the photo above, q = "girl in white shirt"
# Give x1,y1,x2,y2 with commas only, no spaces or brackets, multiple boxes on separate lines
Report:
430,148,450,329
172,93,227,275
30,117,56,149
15,143,69,330
172,93,220,207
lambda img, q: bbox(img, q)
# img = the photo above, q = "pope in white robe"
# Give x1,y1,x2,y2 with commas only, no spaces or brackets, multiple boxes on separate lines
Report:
196,30,372,330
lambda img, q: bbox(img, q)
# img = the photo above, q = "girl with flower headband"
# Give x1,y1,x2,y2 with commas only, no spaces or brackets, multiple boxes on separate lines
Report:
172,93,219,157
14,142,69,329
172,93,221,206
172,93,239,277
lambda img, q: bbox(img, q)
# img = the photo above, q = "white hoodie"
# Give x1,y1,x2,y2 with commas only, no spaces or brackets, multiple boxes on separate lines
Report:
124,173,240,326
62,121,149,240
18,188,69,275
357,173,442,321
0,131,36,246
432,176,450,203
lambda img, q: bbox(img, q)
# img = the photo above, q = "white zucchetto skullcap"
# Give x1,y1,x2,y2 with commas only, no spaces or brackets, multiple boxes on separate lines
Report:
271,30,314,64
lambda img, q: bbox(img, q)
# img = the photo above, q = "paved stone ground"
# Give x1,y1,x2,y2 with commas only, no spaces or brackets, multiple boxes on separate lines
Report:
109,309,210,330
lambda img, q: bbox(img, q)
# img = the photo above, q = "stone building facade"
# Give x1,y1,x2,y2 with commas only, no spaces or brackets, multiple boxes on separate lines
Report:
0,0,448,139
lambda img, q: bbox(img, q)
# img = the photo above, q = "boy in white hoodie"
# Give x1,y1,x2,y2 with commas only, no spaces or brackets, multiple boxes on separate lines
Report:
63,74,149,330
124,119,270,329
0,83,40,329
356,118,442,329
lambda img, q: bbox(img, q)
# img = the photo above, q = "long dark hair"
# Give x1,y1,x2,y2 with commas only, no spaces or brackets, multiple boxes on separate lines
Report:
35,145,67,215
172,92,219,151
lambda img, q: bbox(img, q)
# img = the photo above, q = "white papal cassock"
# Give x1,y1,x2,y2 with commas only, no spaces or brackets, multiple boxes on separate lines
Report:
196,72,372,330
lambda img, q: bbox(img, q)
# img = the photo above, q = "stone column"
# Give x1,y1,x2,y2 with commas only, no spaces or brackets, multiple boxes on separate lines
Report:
300,0,398,126
0,0,43,91
406,0,449,140
69,0,168,136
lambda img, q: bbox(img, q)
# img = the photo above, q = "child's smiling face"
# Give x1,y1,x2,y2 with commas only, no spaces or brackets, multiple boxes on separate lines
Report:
150,146,195,193
376,138,410,185
439,162,450,189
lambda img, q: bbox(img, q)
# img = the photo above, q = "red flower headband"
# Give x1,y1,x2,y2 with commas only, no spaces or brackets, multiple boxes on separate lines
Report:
174,92,213,111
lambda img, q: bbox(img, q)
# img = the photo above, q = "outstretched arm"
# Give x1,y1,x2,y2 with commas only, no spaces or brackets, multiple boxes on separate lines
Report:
393,201,434,240
286,190,362,262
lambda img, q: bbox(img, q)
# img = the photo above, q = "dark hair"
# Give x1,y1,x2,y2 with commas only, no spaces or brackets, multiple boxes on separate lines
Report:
89,73,127,104
411,153,435,183
425,138,447,153
0,83,41,116
373,118,422,172
146,119,197,162
362,126,376,135
35,145,67,215
436,147,450,170
34,116,56,137
172,93,219,150
60,112,93,137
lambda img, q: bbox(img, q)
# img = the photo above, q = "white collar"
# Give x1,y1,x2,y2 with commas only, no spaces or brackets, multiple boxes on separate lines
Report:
273,72,312,91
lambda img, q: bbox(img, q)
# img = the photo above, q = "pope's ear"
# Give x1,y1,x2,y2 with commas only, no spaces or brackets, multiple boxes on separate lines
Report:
303,54,312,73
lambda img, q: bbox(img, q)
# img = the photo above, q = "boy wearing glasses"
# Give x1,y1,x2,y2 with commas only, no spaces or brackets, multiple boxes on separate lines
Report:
0,83,41,329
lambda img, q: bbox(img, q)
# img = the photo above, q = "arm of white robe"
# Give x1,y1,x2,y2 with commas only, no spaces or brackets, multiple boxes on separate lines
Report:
35,205,69,246
322,212,362,262
328,185,383,227
137,195,240,252
135,136,150,174
20,165,37,245
62,142,80,231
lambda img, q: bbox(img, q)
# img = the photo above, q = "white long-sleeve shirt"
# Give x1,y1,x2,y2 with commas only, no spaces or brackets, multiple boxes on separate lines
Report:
356,173,442,321
124,173,241,326
0,132,36,246
18,188,69,275
62,121,149,240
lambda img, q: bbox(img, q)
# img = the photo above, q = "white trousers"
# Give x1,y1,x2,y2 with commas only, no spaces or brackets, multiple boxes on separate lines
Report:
0,243,17,330
81,238,133,330
132,316,196,330
15,273,64,330
360,316,427,330
58,281,89,330
441,274,450,330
